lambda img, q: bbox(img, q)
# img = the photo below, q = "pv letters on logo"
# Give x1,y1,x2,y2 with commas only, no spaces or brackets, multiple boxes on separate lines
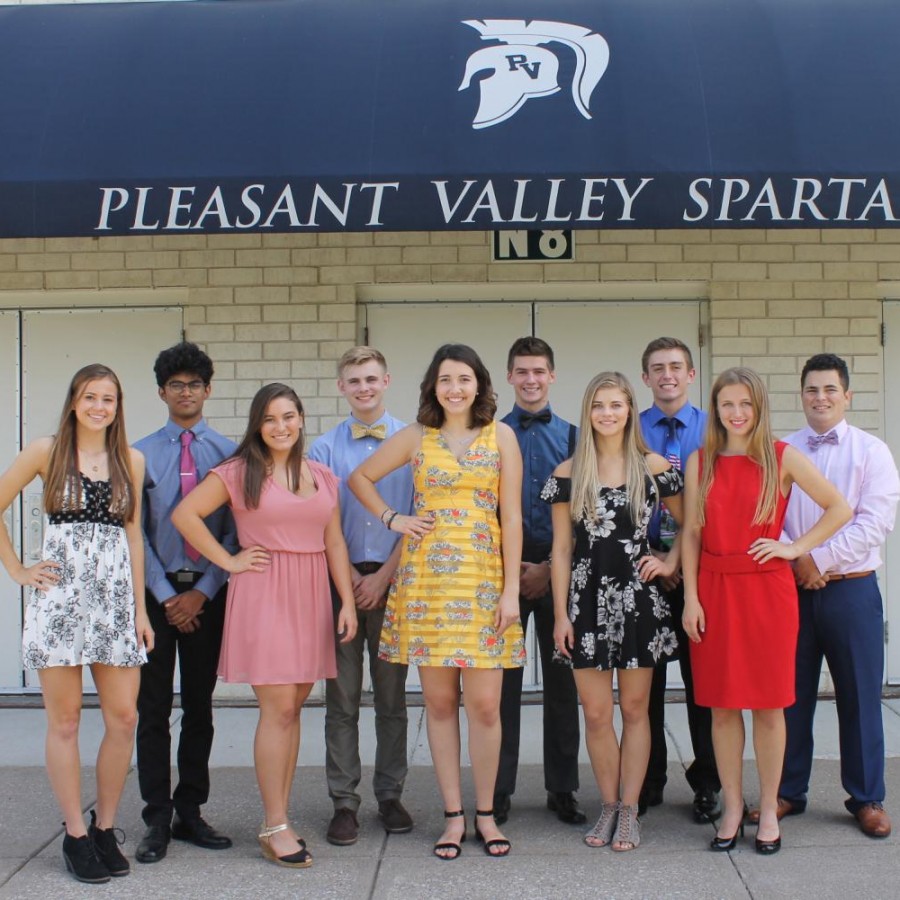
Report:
459,19,610,129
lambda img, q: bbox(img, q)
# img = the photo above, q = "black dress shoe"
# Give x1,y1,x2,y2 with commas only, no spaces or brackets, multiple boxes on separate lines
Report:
492,793,511,825
547,791,588,825
135,824,171,864
638,786,664,817
693,788,722,823
172,815,233,850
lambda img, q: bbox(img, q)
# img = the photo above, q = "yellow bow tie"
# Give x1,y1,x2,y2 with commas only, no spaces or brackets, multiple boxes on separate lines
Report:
351,423,387,440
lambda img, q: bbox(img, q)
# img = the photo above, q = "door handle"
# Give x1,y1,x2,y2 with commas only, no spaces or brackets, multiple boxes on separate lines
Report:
25,493,43,563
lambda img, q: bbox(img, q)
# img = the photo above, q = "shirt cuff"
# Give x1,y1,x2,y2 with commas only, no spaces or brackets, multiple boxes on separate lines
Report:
149,578,177,604
810,545,834,576
194,573,222,601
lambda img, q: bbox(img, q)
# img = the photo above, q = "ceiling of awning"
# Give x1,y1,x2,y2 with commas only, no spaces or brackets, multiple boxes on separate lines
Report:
1,0,899,237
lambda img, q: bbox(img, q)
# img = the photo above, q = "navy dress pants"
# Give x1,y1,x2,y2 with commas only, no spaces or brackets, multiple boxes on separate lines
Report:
781,574,885,811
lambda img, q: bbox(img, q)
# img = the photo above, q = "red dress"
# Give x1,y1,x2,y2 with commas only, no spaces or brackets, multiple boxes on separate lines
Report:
690,442,799,709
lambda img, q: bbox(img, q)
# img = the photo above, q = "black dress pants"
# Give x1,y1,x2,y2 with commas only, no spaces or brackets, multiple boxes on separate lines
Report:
496,588,581,797
136,582,226,826
644,581,719,795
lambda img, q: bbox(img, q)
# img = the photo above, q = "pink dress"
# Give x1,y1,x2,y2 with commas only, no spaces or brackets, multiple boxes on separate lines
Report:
213,458,338,684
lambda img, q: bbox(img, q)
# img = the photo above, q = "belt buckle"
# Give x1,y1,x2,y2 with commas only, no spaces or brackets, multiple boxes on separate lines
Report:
173,569,196,585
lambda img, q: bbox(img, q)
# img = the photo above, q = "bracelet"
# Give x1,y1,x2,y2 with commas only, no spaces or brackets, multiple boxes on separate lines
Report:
385,511,400,529
380,507,394,524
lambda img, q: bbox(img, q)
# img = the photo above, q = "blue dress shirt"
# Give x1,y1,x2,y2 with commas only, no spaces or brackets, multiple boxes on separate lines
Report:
639,401,707,548
308,412,413,565
502,404,577,558
134,418,238,604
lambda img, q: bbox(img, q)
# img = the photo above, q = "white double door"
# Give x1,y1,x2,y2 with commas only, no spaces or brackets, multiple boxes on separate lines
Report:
0,307,183,691
365,298,705,690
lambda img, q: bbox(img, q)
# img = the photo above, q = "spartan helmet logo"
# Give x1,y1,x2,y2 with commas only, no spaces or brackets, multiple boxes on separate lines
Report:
459,19,610,129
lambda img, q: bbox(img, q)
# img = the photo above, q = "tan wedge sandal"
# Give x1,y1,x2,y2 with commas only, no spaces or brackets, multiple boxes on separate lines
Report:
258,823,312,868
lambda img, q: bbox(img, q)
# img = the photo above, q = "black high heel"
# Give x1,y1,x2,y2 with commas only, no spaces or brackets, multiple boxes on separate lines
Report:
710,803,748,852
474,809,511,858
709,820,745,851
433,810,466,861
755,832,782,855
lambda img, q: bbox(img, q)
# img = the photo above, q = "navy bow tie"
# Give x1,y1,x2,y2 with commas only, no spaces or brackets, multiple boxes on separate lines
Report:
807,430,839,450
519,409,552,427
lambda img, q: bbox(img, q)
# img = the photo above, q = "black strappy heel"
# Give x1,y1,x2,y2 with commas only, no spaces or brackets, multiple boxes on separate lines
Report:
474,809,511,858
433,810,466,861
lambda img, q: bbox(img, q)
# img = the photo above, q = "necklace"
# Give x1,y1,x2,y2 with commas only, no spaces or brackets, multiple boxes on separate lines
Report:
440,428,480,459
79,448,106,474
441,428,476,444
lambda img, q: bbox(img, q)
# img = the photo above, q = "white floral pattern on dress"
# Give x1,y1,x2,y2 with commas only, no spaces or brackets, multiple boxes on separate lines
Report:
544,468,683,670
21,476,144,669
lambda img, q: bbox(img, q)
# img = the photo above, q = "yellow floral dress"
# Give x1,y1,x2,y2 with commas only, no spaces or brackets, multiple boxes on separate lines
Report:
379,421,526,669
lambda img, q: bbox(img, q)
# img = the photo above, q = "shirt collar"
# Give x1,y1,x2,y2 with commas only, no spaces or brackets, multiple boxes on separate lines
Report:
644,401,695,428
164,417,209,442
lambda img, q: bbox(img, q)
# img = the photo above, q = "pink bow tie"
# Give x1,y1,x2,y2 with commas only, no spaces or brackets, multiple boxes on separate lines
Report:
807,430,839,450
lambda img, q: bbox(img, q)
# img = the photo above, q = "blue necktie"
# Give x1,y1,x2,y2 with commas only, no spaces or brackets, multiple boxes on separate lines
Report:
663,418,682,471
658,418,681,550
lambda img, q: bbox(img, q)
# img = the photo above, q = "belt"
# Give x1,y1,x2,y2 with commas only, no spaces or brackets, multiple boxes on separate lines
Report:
166,570,202,586
700,551,788,575
828,570,874,581
353,561,383,575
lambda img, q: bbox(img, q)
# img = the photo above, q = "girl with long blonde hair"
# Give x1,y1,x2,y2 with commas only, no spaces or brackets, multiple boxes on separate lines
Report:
547,372,683,852
0,363,152,884
681,367,850,855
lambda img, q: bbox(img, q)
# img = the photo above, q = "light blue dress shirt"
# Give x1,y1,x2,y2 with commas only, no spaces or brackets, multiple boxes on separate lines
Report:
639,401,706,548
308,412,413,565
134,418,238,604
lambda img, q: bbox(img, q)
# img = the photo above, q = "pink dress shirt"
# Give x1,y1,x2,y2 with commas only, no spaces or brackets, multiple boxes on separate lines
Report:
783,419,900,575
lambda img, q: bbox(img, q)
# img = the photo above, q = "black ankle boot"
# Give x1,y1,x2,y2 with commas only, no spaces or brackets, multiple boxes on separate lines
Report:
87,809,130,877
62,831,110,884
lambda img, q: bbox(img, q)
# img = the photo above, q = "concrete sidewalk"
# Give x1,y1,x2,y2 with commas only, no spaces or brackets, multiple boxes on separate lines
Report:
1,700,899,899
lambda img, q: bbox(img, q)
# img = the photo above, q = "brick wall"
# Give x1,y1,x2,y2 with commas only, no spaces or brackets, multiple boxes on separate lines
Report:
0,228,894,440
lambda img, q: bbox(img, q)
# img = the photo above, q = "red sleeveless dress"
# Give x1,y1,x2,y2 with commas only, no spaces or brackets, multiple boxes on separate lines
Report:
690,442,799,709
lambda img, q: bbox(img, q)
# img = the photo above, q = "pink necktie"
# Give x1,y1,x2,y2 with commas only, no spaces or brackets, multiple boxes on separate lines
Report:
180,431,201,563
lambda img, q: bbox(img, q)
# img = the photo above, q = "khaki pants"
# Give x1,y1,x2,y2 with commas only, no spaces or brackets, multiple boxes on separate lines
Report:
325,603,409,811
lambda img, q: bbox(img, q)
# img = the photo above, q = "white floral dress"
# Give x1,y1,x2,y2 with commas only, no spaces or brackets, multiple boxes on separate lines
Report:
542,469,682,670
21,474,145,669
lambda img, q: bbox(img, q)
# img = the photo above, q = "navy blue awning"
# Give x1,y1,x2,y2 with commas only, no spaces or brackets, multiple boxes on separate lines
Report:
2,0,899,237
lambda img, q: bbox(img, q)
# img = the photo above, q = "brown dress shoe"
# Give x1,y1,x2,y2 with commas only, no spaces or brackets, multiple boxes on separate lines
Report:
747,797,804,824
326,808,359,846
851,802,892,838
378,798,413,834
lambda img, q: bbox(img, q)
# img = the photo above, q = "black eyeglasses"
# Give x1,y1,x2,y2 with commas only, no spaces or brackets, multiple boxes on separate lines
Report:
165,380,207,394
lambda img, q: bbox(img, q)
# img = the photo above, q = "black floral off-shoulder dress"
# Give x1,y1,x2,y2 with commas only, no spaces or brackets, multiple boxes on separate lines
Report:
541,468,683,671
